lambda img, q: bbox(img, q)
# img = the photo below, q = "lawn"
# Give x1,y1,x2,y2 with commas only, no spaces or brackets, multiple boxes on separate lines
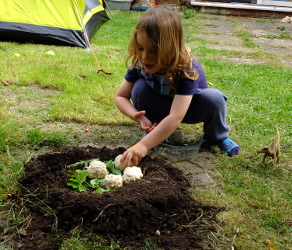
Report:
0,9,291,249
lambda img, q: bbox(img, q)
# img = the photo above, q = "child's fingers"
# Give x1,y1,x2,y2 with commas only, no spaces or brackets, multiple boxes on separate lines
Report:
121,151,134,167
120,151,128,164
145,127,153,133
131,156,139,166
134,110,146,120
143,126,152,133
144,123,157,133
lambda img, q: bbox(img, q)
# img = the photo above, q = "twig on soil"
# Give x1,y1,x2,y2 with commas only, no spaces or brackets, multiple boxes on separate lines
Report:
181,208,204,228
93,204,113,222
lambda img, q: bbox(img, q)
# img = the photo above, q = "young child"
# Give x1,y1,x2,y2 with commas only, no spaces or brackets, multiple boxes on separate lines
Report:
115,5,240,167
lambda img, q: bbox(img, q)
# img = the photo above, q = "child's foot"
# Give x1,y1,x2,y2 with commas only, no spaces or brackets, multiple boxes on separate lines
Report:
218,138,240,157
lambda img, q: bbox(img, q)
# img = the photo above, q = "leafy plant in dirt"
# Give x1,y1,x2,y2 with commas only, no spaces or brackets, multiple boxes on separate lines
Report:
67,169,90,192
66,159,121,194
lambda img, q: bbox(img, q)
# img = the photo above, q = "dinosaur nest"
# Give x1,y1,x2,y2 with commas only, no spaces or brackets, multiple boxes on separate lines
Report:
14,146,222,249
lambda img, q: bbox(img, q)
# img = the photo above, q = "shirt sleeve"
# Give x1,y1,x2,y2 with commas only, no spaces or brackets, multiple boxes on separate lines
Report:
176,60,208,95
125,68,140,83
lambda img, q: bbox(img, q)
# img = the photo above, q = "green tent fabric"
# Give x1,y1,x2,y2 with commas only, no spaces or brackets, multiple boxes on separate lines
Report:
0,0,109,48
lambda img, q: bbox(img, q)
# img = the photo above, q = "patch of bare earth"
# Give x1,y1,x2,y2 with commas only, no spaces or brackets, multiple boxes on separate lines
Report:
11,146,223,249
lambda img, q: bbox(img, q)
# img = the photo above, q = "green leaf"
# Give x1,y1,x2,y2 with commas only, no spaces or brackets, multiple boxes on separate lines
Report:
75,169,88,182
105,160,114,170
67,160,90,169
93,187,107,194
67,169,89,192
89,178,104,188
105,160,122,175
67,182,79,188
67,159,99,170
77,185,87,192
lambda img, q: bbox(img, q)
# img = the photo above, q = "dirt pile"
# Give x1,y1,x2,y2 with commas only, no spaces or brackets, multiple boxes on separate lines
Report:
16,146,222,249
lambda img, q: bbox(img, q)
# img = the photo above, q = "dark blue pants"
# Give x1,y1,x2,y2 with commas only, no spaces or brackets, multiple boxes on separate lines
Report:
131,79,230,141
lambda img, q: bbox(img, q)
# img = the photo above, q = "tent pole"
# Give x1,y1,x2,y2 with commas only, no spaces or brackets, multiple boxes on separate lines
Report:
103,1,114,18
73,0,91,49
73,0,112,75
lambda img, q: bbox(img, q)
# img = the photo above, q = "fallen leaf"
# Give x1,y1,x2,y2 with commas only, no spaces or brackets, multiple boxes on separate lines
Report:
18,228,27,236
1,79,10,86
266,238,277,250
97,69,113,75
85,124,90,132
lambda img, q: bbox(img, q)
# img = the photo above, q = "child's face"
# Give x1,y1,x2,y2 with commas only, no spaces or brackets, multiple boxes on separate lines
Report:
136,30,161,74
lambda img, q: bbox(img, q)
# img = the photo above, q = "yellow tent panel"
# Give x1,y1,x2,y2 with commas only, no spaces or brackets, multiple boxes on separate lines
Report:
0,0,109,48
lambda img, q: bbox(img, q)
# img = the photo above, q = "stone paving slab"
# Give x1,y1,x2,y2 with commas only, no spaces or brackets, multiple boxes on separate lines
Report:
198,33,243,44
225,56,266,65
239,19,292,36
281,58,292,66
196,14,292,67
253,37,292,53
206,43,255,53
201,25,236,34
200,19,236,34
149,150,216,187
198,33,255,53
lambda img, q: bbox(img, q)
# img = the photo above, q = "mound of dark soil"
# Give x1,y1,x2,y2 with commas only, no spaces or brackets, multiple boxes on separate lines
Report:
16,146,222,249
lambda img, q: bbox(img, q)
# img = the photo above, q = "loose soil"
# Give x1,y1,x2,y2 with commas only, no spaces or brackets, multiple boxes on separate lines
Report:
15,145,223,249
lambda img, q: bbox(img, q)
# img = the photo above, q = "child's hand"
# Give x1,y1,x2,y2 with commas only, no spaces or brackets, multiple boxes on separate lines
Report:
134,110,157,133
120,143,148,167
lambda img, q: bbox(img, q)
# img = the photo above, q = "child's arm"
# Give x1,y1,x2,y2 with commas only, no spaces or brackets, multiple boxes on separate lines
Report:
115,79,156,132
121,94,193,166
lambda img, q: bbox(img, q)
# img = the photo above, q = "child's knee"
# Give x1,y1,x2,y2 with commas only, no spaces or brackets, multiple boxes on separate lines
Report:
131,79,149,100
200,89,227,107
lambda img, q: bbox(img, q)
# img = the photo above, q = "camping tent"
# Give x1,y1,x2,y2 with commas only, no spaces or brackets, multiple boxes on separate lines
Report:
0,0,109,49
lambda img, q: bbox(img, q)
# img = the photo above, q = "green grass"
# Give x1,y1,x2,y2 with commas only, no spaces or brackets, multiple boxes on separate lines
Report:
0,11,140,124
0,9,291,250
60,229,121,249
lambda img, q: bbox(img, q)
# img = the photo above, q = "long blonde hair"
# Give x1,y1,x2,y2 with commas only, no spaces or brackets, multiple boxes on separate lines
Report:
127,5,198,90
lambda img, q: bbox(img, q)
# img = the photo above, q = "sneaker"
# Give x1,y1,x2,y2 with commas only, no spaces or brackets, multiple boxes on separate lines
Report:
218,138,240,157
